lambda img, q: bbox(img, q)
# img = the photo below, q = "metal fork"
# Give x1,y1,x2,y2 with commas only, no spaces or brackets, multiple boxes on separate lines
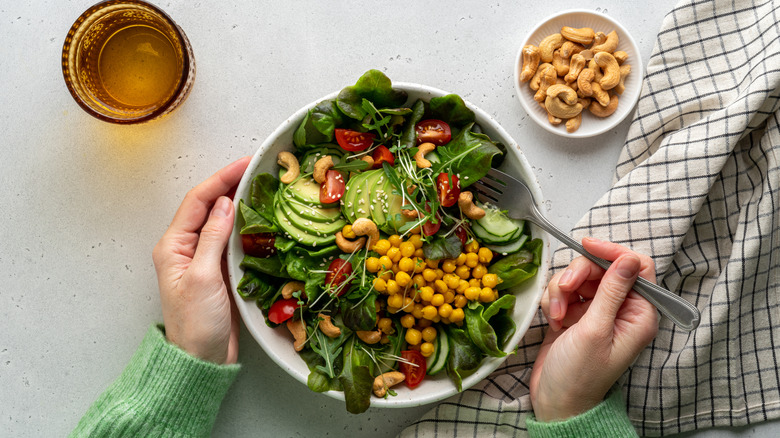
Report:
474,168,701,332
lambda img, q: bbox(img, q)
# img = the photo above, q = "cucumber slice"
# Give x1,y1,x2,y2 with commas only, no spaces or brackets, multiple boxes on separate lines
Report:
476,205,524,239
427,326,449,375
472,221,521,245
485,234,529,255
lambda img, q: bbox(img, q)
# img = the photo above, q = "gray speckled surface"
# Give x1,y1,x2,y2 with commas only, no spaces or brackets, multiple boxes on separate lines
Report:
1,1,778,437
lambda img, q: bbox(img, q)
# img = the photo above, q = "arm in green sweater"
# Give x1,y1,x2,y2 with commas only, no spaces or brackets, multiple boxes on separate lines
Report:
526,387,638,438
70,325,240,438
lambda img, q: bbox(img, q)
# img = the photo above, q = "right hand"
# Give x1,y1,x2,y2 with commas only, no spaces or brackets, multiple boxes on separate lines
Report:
528,237,659,422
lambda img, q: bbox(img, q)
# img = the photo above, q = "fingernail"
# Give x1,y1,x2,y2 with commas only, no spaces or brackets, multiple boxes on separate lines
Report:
558,269,573,286
548,318,562,332
212,196,231,218
549,298,562,320
615,255,640,279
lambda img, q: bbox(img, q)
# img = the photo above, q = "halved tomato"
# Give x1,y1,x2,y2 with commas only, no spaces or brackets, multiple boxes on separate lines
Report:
400,350,426,388
320,170,345,204
421,203,441,236
241,233,276,257
454,225,468,247
371,145,395,168
268,298,299,324
335,129,375,152
436,173,460,208
415,119,452,146
325,258,353,296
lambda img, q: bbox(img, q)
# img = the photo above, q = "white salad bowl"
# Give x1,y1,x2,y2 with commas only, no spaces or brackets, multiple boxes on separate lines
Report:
227,82,551,408
514,9,643,138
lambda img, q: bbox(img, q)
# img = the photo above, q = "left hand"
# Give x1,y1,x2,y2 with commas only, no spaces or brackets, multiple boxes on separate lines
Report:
152,156,251,365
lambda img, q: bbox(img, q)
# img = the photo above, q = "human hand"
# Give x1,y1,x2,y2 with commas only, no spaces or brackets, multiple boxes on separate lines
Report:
152,157,251,365
529,237,659,422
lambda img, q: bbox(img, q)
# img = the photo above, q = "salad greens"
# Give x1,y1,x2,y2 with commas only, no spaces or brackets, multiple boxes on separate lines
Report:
236,70,543,413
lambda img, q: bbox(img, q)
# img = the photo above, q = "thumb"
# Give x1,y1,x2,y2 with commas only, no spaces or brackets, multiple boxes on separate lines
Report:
191,196,235,269
588,254,641,324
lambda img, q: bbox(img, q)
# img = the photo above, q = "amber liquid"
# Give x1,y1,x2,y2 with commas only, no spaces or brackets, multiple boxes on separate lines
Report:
97,25,180,108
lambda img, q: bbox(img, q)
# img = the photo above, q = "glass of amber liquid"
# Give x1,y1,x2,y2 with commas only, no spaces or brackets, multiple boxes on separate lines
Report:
62,0,195,124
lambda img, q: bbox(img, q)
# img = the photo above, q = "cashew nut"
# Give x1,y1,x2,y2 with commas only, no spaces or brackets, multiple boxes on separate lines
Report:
313,155,335,184
578,97,592,110
548,112,563,125
577,68,595,97
564,53,586,83
277,151,300,184
529,63,553,91
551,49,569,77
588,59,603,83
592,30,619,53
614,64,631,95
561,26,595,45
592,31,607,47
361,155,375,167
594,52,620,91
414,142,436,168
401,209,419,218
565,113,582,133
544,85,583,119
560,41,585,59
281,281,305,299
286,319,306,352
335,231,366,253
579,49,594,61
590,82,610,107
533,66,557,102
351,218,380,250
357,330,382,344
589,94,619,117
613,51,628,65
458,192,485,220
538,33,565,63
318,314,341,338
372,371,405,398
519,45,541,82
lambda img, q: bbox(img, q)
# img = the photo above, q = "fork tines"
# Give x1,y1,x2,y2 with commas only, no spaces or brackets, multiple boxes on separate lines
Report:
474,168,508,205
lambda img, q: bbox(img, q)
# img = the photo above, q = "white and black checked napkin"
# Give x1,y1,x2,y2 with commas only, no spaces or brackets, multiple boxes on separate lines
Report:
400,0,780,436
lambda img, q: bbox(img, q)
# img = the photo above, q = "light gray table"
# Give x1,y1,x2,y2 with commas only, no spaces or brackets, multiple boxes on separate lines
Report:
1,1,778,436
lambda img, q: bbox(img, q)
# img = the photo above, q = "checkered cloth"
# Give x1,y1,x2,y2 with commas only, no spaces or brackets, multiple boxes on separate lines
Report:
400,0,780,436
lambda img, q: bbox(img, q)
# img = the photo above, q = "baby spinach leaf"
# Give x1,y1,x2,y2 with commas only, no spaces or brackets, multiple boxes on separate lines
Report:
240,254,290,278
428,94,475,128
340,289,379,332
464,295,516,357
236,270,278,301
338,337,374,414
432,124,502,188
422,232,462,260
488,239,543,290
239,200,277,234
310,100,344,141
249,173,279,222
273,234,296,253
300,348,344,393
445,325,483,391
337,69,408,120
400,99,426,149
294,109,330,149
284,245,341,281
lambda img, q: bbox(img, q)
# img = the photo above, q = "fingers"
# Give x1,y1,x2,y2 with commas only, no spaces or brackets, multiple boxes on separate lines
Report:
587,253,641,326
168,156,251,235
582,237,657,283
542,255,605,330
190,196,235,271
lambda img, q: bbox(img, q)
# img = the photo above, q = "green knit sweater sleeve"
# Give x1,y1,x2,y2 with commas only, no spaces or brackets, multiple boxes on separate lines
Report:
70,325,240,438
526,388,638,438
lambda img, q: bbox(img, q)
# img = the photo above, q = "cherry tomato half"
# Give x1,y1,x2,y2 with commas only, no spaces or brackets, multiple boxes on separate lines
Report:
241,233,277,258
454,225,468,247
436,173,460,208
320,170,346,204
421,203,441,237
325,258,353,296
335,129,376,152
268,298,299,324
371,145,395,169
399,350,426,388
415,119,452,146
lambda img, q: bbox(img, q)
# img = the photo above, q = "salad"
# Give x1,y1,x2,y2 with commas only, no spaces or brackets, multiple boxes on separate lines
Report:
235,70,543,413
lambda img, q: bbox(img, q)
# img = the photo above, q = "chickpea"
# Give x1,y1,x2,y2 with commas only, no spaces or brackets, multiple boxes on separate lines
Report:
422,305,438,320
478,247,493,264
481,273,499,289
399,242,415,258
420,342,435,357
450,308,465,323
405,328,422,345
401,314,416,329
398,257,415,272
419,286,435,302
374,239,391,255
378,317,394,334
373,278,387,293
438,303,453,318
388,234,403,247
422,326,437,342
431,294,445,307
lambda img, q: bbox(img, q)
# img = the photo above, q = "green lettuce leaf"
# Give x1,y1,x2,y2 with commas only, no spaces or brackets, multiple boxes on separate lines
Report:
239,200,276,234
431,123,502,188
445,325,483,391
399,99,425,149
464,295,516,357
428,94,475,128
337,69,408,120
488,238,543,290
338,337,374,414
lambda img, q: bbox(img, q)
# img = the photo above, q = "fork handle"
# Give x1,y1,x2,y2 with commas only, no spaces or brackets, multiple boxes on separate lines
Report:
533,214,701,332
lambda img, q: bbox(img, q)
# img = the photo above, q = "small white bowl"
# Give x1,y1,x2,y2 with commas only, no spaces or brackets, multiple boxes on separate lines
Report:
227,82,551,408
514,9,643,138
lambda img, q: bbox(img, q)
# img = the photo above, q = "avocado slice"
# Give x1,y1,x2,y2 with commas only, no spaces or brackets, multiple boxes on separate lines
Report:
342,171,370,223
279,200,346,236
284,197,342,223
351,170,381,222
383,177,413,233
365,171,388,230
286,177,322,205
273,199,337,247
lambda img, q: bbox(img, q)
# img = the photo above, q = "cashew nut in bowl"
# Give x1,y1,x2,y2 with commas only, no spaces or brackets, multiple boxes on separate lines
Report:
589,94,619,117
594,52,620,91
577,68,595,97
351,218,380,250
414,142,436,168
335,231,366,253
590,82,610,107
614,64,631,95
592,30,619,53
548,112,563,125
313,155,335,184
318,314,341,338
552,50,569,77
564,53,586,83
458,192,485,220
565,113,582,133
544,84,583,119
529,63,553,91
277,151,300,184
613,50,629,65
373,371,405,398
534,66,557,102
287,319,306,351
560,41,585,59
357,330,382,344
538,33,565,63
281,281,305,299
519,45,541,82
561,26,595,45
